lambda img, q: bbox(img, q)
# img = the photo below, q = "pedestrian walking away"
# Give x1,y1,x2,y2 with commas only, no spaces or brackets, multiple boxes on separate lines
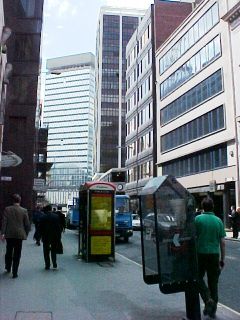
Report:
0,193,30,278
32,205,44,245
229,205,240,239
39,204,62,270
53,206,66,233
194,197,226,319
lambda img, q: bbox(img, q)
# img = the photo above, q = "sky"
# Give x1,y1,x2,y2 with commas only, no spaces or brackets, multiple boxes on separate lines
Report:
41,0,154,65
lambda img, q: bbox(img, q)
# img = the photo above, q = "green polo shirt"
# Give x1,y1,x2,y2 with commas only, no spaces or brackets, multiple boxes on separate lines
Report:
195,212,226,254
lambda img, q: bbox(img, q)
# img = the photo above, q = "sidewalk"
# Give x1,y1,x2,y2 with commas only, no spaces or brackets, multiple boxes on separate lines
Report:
0,230,239,320
225,229,240,241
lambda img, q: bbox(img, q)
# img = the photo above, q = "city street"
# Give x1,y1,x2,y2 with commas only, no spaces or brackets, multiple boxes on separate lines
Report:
116,231,240,313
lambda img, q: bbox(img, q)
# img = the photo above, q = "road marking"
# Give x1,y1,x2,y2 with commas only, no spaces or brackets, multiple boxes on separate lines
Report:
218,303,240,316
116,252,142,268
117,253,240,317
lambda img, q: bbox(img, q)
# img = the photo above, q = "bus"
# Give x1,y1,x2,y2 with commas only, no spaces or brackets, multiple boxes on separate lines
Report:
97,168,126,194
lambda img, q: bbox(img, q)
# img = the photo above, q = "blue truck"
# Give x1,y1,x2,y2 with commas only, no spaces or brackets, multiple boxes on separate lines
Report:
66,197,79,229
115,194,133,242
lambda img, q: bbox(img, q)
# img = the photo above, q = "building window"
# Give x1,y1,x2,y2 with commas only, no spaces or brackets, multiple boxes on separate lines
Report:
161,105,224,152
162,143,227,177
160,69,223,125
159,3,219,74
160,36,221,99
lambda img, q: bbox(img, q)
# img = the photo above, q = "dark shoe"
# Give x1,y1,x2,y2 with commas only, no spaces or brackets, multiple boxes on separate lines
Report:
53,264,58,269
12,274,18,278
204,299,216,318
5,269,10,273
36,241,40,246
45,266,50,270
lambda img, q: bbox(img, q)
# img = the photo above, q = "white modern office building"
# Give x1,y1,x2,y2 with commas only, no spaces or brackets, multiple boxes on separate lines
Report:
43,53,95,205
156,0,240,223
125,1,193,197
95,7,145,174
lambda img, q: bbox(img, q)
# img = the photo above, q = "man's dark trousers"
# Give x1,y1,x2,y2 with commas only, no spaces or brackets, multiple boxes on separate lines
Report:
198,253,220,304
5,238,23,276
43,241,57,268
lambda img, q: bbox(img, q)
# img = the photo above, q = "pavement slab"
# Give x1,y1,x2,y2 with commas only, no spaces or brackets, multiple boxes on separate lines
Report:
15,312,52,320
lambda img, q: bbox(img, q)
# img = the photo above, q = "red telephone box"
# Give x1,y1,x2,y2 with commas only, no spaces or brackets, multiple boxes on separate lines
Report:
79,181,116,262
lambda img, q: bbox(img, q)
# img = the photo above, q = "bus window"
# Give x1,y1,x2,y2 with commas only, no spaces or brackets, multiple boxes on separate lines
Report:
111,171,126,182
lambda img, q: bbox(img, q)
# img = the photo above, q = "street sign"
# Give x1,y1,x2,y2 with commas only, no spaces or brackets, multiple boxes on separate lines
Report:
33,178,45,191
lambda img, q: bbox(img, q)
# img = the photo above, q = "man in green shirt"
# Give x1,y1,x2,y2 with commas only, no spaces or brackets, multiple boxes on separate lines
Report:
195,197,226,318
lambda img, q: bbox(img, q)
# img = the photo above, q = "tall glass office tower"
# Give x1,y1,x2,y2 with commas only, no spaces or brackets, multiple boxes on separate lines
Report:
95,7,146,174
43,53,95,205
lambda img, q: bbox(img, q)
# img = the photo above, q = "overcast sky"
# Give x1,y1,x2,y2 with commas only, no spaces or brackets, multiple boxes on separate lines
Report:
41,0,154,64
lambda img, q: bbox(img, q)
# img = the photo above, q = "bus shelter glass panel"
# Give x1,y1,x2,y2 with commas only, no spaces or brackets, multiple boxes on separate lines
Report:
140,176,198,293
141,193,159,284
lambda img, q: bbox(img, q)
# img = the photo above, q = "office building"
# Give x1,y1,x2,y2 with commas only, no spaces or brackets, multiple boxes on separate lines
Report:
222,1,240,208
156,0,240,222
95,7,146,174
0,0,44,215
43,53,95,206
125,1,193,197
0,0,8,174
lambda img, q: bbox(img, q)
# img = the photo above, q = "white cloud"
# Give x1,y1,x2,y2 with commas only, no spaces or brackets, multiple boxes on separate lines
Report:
45,0,79,18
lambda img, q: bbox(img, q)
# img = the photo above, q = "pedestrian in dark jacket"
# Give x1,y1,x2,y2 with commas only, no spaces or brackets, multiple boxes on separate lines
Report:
55,206,66,233
229,206,240,239
32,206,44,245
0,194,30,278
39,204,62,270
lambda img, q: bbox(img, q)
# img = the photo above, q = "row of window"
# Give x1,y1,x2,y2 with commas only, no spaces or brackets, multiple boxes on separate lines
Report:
45,83,91,93
126,48,152,90
44,97,90,106
101,94,119,103
128,160,153,182
139,131,153,153
45,87,91,97
161,69,223,125
160,36,221,99
139,74,152,101
161,105,224,152
126,23,151,68
160,3,219,74
127,130,153,159
46,70,91,81
44,114,88,126
48,130,89,139
162,144,227,177
48,150,90,157
48,141,89,151
44,98,93,112
47,137,89,146
101,82,119,90
44,109,90,119
44,103,91,113
126,102,152,134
